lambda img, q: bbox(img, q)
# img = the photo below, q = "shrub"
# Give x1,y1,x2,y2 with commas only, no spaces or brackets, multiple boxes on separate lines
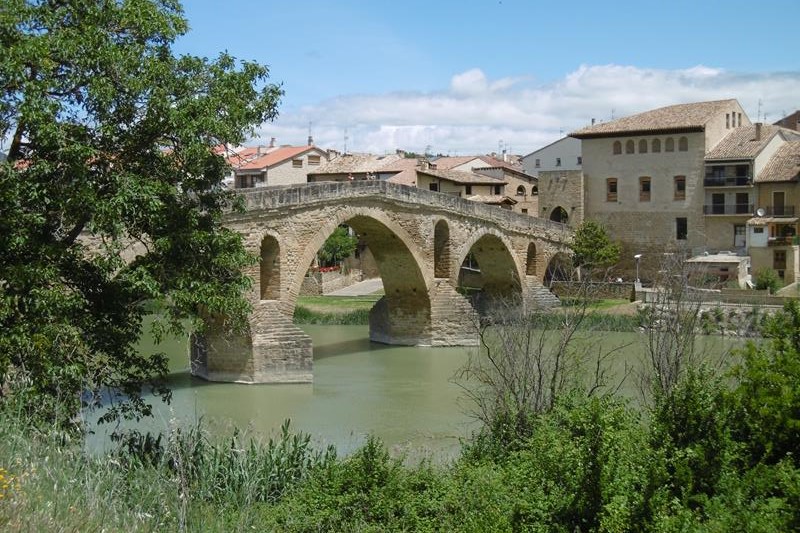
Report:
753,267,782,294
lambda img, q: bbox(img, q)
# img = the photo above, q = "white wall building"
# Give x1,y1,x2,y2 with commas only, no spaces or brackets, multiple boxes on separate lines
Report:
521,136,582,177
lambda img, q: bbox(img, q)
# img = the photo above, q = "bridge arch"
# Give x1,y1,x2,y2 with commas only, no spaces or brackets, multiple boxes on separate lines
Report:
456,229,523,307
434,219,451,278
525,242,538,276
544,251,573,285
259,233,281,300
291,207,432,345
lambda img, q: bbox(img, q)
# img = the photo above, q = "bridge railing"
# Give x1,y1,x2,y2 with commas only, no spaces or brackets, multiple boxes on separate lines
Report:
236,181,572,237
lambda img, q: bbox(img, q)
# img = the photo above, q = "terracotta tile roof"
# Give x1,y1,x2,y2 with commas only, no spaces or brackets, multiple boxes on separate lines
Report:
225,146,263,169
237,146,314,171
704,125,788,160
381,157,420,186
466,194,517,205
570,99,739,138
473,165,534,181
756,141,800,183
429,156,485,170
308,153,401,175
417,168,507,185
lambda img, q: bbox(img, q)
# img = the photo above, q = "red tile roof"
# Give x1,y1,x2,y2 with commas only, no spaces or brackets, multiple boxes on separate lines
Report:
236,146,315,171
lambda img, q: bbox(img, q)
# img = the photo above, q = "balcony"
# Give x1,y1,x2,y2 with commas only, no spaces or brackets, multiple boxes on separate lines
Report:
703,203,753,215
762,205,796,217
767,236,799,247
703,176,752,187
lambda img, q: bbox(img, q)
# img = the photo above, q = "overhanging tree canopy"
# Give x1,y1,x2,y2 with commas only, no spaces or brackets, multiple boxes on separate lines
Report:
0,0,282,425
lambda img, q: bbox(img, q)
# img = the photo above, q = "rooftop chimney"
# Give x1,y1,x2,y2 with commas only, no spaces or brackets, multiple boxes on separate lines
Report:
755,123,762,141
269,137,276,148
307,135,314,146
591,118,596,126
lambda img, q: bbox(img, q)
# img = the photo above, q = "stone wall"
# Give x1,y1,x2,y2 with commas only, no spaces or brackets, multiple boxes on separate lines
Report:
299,268,363,295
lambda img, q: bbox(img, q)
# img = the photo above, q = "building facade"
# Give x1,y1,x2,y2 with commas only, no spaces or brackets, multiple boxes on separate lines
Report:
521,136,582,177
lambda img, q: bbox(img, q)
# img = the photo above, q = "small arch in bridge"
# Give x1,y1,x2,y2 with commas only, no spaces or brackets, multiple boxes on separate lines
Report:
459,232,522,308
434,219,451,278
549,206,569,224
544,252,573,286
260,234,281,300
526,242,538,276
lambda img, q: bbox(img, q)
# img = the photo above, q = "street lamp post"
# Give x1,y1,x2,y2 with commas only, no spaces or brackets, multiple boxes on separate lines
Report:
634,254,642,284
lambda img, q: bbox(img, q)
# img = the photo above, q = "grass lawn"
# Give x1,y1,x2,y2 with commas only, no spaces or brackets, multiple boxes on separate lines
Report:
296,294,383,315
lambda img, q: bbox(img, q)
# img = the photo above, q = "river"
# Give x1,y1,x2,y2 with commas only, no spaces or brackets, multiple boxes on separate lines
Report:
91,322,739,462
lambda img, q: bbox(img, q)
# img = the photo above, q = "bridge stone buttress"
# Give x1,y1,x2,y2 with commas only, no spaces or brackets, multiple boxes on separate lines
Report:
190,181,573,384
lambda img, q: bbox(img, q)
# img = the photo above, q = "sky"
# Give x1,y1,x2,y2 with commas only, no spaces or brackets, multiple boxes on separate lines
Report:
175,0,800,156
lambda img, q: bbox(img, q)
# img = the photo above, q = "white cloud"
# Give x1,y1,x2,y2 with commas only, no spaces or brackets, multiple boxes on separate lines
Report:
256,64,800,155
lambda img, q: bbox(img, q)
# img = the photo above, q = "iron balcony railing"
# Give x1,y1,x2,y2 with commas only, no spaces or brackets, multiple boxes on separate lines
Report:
703,176,752,187
763,205,796,217
703,203,753,215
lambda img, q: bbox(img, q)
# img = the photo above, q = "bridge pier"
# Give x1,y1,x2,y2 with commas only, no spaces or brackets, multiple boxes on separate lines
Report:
523,276,562,310
191,301,313,383
429,280,479,346
368,294,432,345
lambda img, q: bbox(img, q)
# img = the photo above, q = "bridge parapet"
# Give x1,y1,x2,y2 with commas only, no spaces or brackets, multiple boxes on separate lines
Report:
236,181,572,241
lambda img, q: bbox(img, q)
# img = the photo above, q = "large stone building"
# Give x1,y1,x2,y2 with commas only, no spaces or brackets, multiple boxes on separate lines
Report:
571,99,800,284
571,99,752,275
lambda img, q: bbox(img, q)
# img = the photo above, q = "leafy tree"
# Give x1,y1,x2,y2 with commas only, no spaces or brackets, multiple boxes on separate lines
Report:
571,220,621,278
0,0,282,427
318,226,357,268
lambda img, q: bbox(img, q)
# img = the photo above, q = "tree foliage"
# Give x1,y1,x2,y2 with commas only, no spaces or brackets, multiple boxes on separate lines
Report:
318,226,357,268
571,220,621,276
0,0,282,426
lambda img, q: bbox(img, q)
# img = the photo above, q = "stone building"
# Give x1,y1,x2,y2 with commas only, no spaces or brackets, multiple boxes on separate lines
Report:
570,99,752,277
536,169,584,227
228,142,330,188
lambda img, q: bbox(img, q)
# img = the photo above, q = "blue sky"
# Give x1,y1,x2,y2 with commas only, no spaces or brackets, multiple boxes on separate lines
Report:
176,0,800,155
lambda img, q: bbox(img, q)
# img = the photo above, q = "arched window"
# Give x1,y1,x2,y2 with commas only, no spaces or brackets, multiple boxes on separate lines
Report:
639,140,648,153
516,185,526,196
606,178,618,202
665,137,675,152
625,140,635,154
678,136,688,152
652,138,661,153
526,242,537,276
613,141,622,155
532,185,539,196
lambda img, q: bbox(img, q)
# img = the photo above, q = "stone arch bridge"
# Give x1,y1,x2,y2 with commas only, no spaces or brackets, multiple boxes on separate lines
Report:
191,181,573,384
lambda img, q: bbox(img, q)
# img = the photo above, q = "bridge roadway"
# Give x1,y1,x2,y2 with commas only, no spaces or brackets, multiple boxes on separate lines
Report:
191,180,574,384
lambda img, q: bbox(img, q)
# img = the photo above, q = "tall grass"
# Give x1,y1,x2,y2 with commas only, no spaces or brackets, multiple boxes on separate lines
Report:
0,401,334,531
293,305,370,325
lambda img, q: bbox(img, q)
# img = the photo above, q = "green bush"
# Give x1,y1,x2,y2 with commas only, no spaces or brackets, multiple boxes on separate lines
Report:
753,267,783,294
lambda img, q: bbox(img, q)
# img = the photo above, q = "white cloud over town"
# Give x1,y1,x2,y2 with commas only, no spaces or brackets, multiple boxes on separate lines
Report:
256,64,800,156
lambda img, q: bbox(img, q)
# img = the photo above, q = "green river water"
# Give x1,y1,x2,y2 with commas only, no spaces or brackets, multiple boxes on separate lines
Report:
92,323,739,461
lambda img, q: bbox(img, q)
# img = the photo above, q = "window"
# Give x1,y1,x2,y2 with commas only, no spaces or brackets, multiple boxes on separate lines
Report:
465,185,472,195
556,157,562,167
625,140,635,154
577,156,582,165
494,185,502,195
516,185,526,196
652,138,661,153
532,185,539,196
292,159,303,168
674,175,686,200
639,176,651,202
606,178,618,202
676,217,688,240
429,182,439,192
738,113,742,127
726,113,730,129
308,155,321,166
753,227,764,234
665,138,675,152
535,158,541,168
678,136,688,152
639,140,648,153
613,141,622,155
521,208,528,214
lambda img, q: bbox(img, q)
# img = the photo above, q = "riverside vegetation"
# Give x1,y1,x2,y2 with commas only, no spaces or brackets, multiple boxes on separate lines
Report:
2,300,799,531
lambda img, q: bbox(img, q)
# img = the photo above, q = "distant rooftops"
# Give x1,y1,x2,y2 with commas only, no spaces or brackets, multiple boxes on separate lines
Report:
756,141,800,183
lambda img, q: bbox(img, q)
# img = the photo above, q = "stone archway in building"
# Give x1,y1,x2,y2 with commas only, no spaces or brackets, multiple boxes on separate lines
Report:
550,206,569,224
